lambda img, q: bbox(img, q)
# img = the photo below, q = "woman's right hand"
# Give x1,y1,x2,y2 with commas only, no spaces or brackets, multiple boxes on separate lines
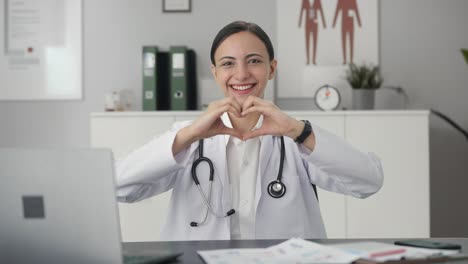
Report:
172,97,242,155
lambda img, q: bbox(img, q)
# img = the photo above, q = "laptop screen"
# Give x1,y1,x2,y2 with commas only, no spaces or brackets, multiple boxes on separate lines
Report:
0,148,123,264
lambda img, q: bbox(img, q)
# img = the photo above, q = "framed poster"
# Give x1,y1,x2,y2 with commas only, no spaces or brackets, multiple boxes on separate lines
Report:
276,0,379,99
163,0,191,13
0,0,82,100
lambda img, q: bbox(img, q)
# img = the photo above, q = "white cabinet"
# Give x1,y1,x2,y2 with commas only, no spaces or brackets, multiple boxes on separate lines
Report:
90,110,429,241
345,113,430,238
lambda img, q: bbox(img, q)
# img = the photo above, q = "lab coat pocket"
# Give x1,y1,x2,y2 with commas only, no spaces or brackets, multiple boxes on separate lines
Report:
255,192,305,239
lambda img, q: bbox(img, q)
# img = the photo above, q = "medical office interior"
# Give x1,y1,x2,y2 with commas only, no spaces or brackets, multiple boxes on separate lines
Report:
1,0,468,243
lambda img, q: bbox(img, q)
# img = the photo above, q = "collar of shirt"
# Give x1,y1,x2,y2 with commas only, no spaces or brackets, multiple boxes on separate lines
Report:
220,112,264,146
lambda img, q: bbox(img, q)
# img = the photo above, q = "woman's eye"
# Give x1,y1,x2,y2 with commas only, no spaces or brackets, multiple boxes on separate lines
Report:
221,61,234,67
249,58,261,64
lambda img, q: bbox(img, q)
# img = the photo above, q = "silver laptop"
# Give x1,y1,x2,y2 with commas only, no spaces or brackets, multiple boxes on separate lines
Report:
0,148,181,264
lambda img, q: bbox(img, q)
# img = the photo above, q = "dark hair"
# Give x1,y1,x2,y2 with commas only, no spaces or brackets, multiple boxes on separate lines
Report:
210,21,275,65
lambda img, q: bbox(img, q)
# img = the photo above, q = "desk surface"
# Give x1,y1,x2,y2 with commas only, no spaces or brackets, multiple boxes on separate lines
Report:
123,238,468,264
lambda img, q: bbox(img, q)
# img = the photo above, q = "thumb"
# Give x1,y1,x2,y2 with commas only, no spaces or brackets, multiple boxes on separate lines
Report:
242,129,265,141
220,126,243,140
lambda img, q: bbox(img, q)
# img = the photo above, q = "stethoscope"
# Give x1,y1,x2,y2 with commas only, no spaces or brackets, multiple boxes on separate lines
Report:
190,136,286,227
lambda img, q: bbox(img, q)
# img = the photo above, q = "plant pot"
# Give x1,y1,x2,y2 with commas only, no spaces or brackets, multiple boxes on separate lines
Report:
352,89,376,110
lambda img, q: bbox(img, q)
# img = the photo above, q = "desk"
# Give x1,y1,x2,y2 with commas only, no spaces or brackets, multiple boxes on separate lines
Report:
123,238,468,264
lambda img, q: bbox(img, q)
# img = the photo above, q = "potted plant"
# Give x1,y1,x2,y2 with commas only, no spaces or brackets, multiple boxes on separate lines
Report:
345,63,383,110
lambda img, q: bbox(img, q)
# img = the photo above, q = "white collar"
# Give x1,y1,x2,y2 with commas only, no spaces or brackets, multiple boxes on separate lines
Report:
221,112,263,146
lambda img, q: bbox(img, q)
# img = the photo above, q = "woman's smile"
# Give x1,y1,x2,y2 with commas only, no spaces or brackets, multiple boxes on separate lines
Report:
229,83,257,95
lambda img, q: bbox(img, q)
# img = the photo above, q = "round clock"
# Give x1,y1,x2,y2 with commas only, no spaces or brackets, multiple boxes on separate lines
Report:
314,85,341,111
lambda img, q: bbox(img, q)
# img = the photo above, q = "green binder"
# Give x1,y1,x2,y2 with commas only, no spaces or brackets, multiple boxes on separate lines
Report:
169,46,197,110
142,46,158,111
169,46,188,110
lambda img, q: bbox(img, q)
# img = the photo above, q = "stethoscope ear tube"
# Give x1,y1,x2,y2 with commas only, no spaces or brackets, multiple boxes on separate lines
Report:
191,139,214,185
191,157,214,184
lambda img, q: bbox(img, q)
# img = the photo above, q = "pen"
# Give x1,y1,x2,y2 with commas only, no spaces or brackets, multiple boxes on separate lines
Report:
369,248,406,258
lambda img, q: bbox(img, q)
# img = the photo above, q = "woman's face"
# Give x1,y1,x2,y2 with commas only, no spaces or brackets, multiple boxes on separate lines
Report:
211,31,277,106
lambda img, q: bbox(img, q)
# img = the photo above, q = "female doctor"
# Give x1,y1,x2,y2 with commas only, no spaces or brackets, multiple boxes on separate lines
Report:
116,21,384,241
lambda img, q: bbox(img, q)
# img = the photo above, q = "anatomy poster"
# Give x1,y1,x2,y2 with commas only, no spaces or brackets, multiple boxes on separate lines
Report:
277,0,379,98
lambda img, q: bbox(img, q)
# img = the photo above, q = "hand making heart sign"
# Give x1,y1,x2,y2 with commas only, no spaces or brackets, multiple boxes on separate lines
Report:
189,96,303,140
172,96,315,156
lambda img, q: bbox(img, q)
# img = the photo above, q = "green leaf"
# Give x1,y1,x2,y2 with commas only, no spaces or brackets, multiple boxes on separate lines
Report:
345,63,383,89
462,49,468,64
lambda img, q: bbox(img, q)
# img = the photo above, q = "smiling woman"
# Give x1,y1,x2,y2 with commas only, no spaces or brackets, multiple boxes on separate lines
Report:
211,32,275,102
115,21,384,241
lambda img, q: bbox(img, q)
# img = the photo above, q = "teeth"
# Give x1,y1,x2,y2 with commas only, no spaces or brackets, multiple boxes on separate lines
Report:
231,84,253,91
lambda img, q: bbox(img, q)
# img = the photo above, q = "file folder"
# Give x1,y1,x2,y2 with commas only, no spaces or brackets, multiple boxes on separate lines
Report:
142,46,169,111
169,46,197,110
142,46,158,111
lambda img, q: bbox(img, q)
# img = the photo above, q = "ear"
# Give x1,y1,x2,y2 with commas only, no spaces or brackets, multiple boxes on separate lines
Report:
210,64,217,79
268,59,277,80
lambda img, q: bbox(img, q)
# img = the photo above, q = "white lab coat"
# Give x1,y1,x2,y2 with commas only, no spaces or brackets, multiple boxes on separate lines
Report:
116,120,383,241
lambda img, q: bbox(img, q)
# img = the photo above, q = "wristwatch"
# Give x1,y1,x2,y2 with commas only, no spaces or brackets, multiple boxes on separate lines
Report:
295,120,312,144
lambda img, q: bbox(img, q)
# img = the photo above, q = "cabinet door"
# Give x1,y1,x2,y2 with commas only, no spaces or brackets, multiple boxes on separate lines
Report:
91,115,175,160
293,113,347,238
91,115,175,242
345,114,430,238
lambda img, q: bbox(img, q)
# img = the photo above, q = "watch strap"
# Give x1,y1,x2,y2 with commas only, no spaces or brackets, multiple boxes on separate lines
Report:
295,120,312,144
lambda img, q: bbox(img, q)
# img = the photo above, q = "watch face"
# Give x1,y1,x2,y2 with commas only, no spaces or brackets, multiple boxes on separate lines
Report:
314,85,341,111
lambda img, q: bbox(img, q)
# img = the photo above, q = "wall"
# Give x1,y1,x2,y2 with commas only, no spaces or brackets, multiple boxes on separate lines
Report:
0,0,276,148
1,0,468,237
379,0,468,237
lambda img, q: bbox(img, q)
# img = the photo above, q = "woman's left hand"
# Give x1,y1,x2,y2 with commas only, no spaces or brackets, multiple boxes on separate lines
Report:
241,96,303,141
242,96,316,151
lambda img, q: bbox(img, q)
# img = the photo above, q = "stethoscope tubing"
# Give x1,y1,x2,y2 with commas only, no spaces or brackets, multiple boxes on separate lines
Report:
190,136,286,226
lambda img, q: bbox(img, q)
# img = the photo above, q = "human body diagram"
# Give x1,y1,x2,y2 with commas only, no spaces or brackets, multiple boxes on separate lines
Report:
332,0,362,64
298,0,363,65
298,0,327,65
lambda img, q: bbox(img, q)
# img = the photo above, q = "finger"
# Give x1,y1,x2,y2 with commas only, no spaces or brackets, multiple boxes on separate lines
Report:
219,126,243,139
217,98,242,117
208,98,239,113
227,97,243,114
226,105,242,118
241,96,263,111
218,97,242,114
241,105,272,117
242,97,273,116
242,129,266,140
209,103,240,119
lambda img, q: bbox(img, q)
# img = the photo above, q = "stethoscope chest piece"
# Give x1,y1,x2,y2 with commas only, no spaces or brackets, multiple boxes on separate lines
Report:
266,136,287,199
267,180,286,198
